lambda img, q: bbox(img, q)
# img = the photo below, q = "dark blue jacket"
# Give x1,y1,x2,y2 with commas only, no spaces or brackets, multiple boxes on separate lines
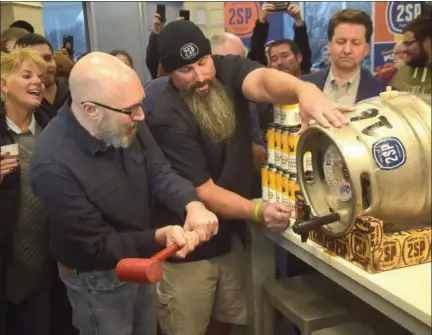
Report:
301,68,388,103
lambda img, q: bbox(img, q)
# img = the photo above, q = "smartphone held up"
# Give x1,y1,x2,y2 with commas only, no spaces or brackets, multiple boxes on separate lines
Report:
62,35,74,58
268,1,291,12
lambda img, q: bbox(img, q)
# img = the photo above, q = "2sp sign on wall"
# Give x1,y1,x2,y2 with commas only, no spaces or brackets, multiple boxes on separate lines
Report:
224,2,261,39
386,1,422,35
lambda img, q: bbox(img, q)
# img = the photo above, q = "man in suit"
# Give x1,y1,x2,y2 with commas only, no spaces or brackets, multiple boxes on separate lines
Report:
302,9,388,104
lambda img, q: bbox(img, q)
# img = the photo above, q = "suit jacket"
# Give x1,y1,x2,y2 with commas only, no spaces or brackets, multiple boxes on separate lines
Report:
301,68,389,103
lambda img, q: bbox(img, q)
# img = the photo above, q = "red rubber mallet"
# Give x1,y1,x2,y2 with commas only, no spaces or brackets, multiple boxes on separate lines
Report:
116,244,179,284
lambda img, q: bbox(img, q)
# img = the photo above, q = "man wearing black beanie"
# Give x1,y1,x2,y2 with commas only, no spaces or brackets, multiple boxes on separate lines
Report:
146,20,353,335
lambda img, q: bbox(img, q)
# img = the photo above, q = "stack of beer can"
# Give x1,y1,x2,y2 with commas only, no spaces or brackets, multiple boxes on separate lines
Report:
261,104,313,218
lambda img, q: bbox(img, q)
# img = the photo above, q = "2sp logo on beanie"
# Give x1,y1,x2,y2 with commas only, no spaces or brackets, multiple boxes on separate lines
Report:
157,20,211,72
180,43,199,60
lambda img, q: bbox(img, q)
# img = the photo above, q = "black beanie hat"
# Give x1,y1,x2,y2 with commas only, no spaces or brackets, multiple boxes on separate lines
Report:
157,20,211,73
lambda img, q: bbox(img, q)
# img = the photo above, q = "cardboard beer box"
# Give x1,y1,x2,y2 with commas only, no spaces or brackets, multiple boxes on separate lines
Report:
296,191,432,274
348,217,430,273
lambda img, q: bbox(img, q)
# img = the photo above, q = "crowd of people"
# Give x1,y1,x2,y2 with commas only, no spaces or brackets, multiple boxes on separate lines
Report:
0,3,431,335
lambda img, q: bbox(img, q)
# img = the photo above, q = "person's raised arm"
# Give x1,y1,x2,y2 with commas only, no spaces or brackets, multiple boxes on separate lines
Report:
241,65,354,133
219,55,352,132
247,2,275,65
146,13,164,79
287,4,312,74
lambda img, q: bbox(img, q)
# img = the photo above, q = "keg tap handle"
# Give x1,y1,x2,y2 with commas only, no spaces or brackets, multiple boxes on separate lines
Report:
293,203,313,243
293,212,341,242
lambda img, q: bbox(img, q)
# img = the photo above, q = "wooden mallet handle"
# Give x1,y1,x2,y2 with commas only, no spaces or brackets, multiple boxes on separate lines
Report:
116,244,179,284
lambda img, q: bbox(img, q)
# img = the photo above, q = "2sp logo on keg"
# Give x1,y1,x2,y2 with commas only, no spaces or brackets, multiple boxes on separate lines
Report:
372,137,407,170
180,43,199,60
387,2,422,35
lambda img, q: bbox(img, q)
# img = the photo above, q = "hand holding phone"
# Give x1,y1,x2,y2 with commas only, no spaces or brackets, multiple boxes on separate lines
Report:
268,1,291,12
62,35,74,58
156,4,166,23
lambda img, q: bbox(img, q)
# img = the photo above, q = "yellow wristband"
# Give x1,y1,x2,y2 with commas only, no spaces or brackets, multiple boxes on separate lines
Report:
253,203,261,222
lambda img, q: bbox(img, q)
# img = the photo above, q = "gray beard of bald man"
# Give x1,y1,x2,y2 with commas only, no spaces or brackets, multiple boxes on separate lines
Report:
180,79,236,144
97,117,138,149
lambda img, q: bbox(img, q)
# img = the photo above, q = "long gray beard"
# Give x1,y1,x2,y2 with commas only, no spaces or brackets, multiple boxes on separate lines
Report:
180,79,236,144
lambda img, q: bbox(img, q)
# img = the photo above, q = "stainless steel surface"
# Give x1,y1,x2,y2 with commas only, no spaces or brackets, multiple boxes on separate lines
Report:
296,92,431,237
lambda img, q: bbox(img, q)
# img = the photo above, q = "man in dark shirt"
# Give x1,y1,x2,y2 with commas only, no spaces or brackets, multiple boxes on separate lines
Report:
210,32,266,198
16,34,70,119
30,52,219,335
248,2,312,74
146,20,353,335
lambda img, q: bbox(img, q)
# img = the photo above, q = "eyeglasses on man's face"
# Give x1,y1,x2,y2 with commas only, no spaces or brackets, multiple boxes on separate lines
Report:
402,39,417,48
81,101,141,116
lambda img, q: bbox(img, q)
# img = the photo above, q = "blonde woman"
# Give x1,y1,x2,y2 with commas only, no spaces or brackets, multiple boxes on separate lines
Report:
0,47,51,335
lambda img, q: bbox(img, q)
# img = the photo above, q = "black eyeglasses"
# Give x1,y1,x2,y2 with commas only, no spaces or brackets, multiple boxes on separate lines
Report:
402,39,417,47
81,101,140,116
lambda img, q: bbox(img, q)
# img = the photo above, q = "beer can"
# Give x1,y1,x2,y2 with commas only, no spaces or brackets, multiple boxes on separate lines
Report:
303,151,313,172
276,169,284,203
287,125,301,174
280,104,301,127
273,104,281,125
289,174,300,218
267,123,276,165
282,171,290,206
280,127,289,171
267,164,277,203
274,125,282,168
261,163,269,201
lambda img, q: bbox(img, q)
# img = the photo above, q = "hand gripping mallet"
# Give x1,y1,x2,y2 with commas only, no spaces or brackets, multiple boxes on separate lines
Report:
116,244,179,284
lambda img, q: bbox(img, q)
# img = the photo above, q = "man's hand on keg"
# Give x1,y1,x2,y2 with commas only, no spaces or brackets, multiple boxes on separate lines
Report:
297,82,354,134
163,225,201,259
184,201,219,243
259,202,291,232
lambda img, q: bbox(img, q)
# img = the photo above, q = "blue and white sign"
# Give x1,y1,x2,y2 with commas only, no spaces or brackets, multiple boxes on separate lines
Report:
373,42,397,73
386,2,422,35
372,137,407,171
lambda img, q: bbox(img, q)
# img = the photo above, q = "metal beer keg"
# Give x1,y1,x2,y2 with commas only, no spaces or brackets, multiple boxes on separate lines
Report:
296,90,431,237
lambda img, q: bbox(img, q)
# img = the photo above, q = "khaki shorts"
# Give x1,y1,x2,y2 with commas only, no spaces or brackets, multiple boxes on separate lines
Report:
157,235,247,335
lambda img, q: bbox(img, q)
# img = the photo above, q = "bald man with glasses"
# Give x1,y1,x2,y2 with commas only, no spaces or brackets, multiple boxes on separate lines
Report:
29,52,219,335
